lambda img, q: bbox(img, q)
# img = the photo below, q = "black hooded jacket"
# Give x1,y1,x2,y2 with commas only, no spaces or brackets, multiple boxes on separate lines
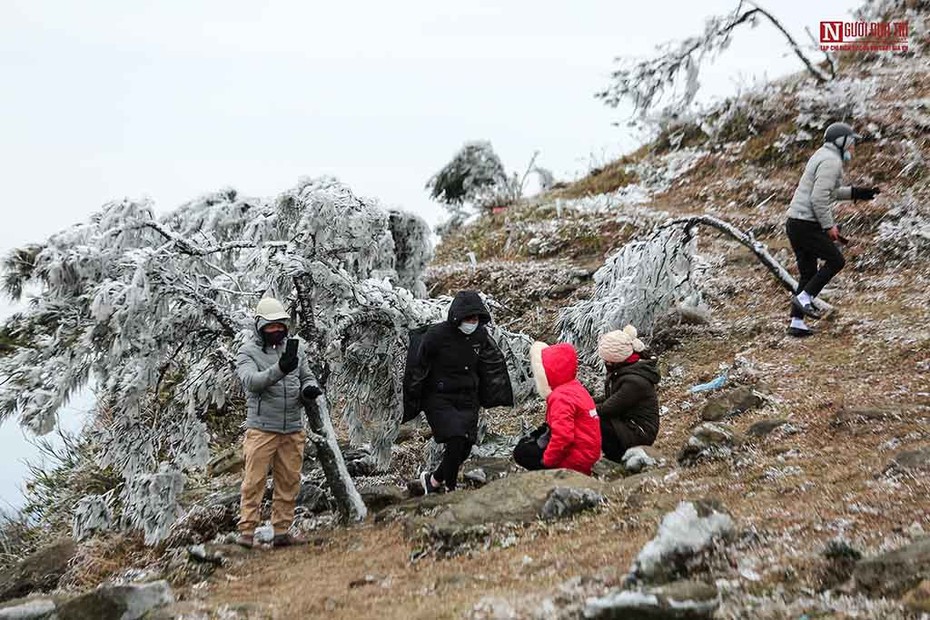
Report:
402,291,514,442
596,355,661,443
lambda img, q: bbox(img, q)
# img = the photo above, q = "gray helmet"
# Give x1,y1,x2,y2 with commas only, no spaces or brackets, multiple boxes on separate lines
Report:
824,122,861,150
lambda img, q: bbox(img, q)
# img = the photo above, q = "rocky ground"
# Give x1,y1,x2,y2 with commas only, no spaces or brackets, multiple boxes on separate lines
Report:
3,10,930,620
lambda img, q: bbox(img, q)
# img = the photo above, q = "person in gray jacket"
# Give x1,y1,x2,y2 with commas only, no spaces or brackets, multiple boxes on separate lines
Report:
784,121,879,337
234,297,322,548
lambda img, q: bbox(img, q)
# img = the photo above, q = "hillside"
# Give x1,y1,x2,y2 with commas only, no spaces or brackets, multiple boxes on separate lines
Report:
176,25,930,617
2,3,930,620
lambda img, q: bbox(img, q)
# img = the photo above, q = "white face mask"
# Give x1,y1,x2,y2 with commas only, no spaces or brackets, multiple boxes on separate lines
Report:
459,321,479,335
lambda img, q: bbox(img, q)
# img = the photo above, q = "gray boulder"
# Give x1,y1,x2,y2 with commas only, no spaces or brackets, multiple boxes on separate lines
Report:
854,537,930,597
701,386,764,422
56,581,173,620
358,484,406,512
388,469,605,537
584,580,719,619
0,539,76,602
630,499,735,584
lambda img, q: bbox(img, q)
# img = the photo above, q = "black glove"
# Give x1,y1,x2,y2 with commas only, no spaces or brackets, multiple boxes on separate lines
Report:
851,186,880,201
302,384,323,401
278,350,298,374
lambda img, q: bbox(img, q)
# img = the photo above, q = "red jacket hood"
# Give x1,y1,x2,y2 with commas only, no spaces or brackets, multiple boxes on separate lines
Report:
530,342,578,398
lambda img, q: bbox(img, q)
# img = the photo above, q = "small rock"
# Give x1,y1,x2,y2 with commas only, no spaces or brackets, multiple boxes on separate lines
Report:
394,426,418,444
206,447,245,477
296,482,329,513
56,581,173,620
678,423,742,466
0,538,76,602
903,579,930,613
463,468,488,488
746,418,789,438
621,447,661,474
348,575,383,589
592,458,628,481
539,487,605,521
854,537,930,597
465,457,513,482
701,387,764,422
187,543,247,566
631,499,735,584
359,485,406,512
831,407,899,426
584,580,719,619
888,447,930,473
346,456,375,477
0,597,57,619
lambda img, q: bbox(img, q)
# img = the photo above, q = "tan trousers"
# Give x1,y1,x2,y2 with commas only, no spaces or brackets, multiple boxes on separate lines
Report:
238,428,306,535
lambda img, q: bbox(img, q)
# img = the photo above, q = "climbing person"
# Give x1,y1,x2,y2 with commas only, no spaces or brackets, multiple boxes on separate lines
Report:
234,297,322,549
595,326,660,463
403,291,514,495
785,121,880,337
513,341,601,476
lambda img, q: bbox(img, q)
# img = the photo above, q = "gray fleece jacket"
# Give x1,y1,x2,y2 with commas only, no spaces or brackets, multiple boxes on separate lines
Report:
786,143,853,229
235,319,316,434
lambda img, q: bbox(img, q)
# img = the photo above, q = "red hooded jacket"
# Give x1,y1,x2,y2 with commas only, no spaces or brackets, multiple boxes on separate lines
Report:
530,342,602,475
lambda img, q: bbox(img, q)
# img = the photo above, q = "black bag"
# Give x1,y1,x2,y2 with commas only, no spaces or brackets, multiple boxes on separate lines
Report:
401,324,432,423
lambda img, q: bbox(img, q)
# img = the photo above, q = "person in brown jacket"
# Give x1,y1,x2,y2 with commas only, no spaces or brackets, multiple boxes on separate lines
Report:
594,326,661,463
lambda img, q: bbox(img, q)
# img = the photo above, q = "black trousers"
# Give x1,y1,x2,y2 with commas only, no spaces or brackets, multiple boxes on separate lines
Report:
600,417,648,463
786,218,846,319
433,436,474,491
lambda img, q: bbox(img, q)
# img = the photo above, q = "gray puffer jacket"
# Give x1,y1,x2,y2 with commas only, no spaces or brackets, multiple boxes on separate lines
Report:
236,319,317,434
786,143,852,229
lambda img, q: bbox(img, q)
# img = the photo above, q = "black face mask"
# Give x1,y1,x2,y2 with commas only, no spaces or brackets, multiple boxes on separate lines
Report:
262,329,288,346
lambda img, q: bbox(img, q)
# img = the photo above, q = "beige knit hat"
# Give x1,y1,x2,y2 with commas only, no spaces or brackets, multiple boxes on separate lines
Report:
597,325,645,364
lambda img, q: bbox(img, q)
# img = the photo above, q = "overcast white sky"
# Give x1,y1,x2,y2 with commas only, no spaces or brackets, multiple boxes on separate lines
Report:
0,0,861,508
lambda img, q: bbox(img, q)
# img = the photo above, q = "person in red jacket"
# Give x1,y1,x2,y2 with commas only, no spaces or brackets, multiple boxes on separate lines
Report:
512,341,601,475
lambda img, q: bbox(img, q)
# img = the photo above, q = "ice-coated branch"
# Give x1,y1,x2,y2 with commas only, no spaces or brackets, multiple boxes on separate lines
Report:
597,1,831,120
662,214,833,312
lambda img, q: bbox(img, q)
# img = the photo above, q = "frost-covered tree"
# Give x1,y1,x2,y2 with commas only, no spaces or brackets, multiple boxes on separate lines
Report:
426,141,513,217
0,177,497,542
559,224,706,366
596,1,834,122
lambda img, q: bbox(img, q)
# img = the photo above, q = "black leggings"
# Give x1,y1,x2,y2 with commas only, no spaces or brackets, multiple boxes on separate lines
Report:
433,436,474,491
786,218,846,318
600,417,652,463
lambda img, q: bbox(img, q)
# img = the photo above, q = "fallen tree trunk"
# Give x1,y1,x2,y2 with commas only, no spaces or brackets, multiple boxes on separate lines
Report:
663,215,833,312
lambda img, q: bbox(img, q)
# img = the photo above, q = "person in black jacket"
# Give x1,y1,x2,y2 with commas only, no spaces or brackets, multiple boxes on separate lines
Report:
403,291,514,494
595,326,661,463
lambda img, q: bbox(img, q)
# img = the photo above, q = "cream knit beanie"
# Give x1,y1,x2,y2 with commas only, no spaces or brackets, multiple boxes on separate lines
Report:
597,325,645,364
